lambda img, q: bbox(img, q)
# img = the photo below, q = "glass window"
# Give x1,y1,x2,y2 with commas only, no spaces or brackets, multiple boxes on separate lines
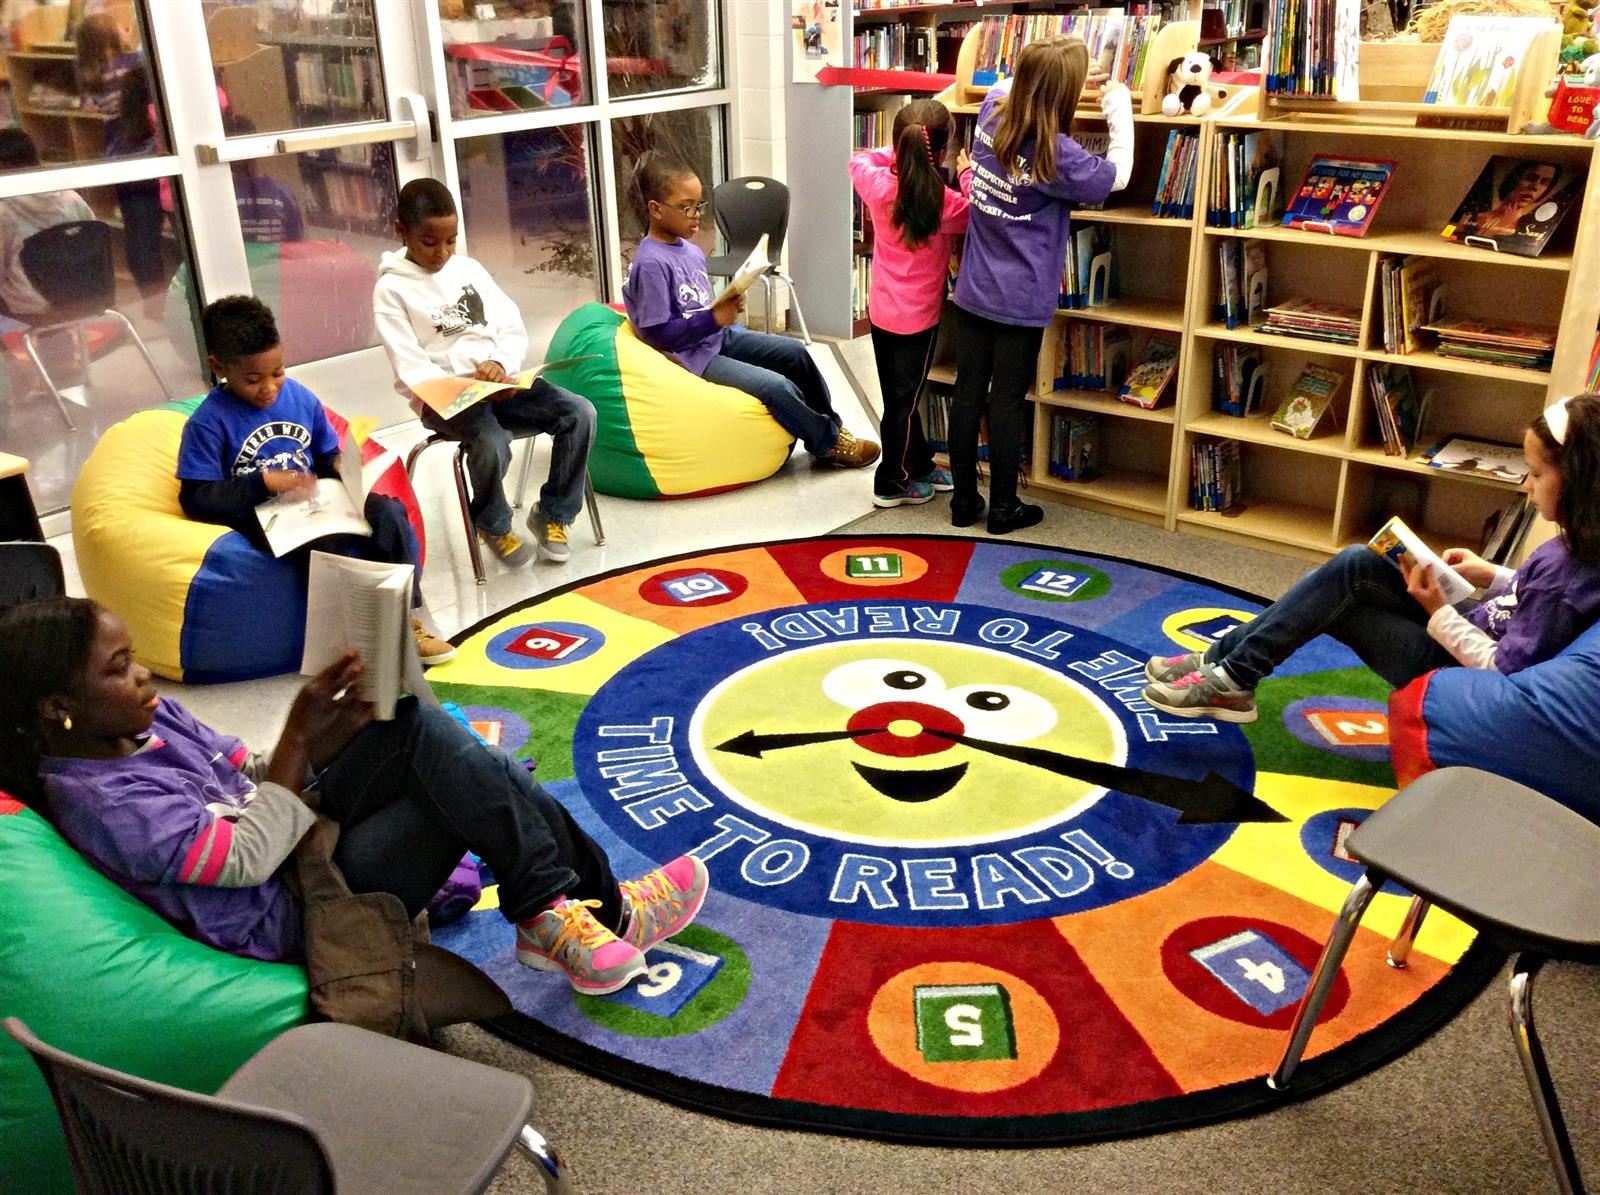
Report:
604,0,720,98
1,0,166,171
455,126,600,358
0,181,206,515
198,0,386,134
611,105,724,270
435,0,588,119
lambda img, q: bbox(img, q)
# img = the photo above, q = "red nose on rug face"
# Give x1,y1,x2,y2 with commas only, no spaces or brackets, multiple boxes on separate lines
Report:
847,701,964,757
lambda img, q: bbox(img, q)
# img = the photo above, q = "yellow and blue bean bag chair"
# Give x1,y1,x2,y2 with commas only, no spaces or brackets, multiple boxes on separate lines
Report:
544,303,796,499
71,398,424,682
0,795,307,1195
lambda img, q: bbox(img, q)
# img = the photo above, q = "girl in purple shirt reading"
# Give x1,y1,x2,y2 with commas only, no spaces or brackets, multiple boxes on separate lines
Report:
849,100,973,509
0,599,709,997
949,38,1134,535
1144,393,1600,722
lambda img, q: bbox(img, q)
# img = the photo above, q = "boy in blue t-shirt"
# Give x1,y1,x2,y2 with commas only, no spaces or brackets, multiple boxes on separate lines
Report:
176,295,454,664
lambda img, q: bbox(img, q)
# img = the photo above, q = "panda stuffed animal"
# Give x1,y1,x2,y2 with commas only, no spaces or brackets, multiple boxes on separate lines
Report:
1162,51,1214,116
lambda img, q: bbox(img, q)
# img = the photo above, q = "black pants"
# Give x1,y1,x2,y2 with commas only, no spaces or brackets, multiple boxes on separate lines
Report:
950,307,1044,510
114,179,165,292
869,322,939,494
316,699,623,930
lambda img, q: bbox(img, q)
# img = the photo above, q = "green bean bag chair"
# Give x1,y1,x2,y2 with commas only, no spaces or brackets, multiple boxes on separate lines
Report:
0,796,308,1194
544,303,796,499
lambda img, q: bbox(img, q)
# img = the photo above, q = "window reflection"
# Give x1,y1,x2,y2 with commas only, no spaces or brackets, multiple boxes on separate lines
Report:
437,0,588,117
611,107,724,270
604,0,720,98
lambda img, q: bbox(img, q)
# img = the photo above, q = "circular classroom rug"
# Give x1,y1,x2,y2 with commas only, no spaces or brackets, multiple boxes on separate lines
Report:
429,534,1499,1146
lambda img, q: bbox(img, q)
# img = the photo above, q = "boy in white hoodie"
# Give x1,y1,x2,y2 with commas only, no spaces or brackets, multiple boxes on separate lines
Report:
373,179,595,565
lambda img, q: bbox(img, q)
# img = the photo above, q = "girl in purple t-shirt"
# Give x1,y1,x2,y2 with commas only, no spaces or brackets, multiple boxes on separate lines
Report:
0,599,710,997
849,100,974,508
1144,393,1600,722
949,38,1134,535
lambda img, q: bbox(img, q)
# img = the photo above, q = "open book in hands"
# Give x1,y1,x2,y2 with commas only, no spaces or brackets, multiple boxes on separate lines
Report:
254,427,392,558
301,551,435,721
713,234,771,305
1367,516,1476,606
410,355,600,421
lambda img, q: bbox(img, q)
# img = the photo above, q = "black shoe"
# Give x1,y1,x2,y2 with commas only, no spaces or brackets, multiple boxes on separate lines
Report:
950,494,986,528
987,501,1043,535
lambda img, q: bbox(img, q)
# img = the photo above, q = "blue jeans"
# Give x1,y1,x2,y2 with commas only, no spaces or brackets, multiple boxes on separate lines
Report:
317,700,622,929
419,379,595,533
1208,545,1454,689
702,325,840,457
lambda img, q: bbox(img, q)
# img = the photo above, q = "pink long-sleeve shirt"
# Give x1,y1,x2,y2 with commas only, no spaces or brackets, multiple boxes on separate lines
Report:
848,146,972,335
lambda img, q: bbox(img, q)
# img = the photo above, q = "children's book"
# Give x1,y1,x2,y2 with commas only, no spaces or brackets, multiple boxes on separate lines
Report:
1282,156,1395,237
1213,343,1264,416
1269,364,1344,439
1119,336,1181,409
1424,435,1529,484
412,355,600,421
301,552,436,721
1440,156,1583,258
713,234,772,303
1367,516,1475,605
254,427,380,558
1421,16,1553,109
1366,363,1421,456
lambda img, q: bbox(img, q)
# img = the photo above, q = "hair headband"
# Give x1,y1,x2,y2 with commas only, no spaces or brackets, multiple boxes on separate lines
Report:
1544,395,1576,445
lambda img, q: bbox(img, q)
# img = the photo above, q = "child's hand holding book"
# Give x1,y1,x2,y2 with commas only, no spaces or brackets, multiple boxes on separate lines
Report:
713,293,744,327
1440,547,1499,590
263,467,317,501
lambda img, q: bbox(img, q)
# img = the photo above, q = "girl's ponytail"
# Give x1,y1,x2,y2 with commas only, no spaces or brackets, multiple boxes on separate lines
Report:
889,99,953,250
1536,391,1600,561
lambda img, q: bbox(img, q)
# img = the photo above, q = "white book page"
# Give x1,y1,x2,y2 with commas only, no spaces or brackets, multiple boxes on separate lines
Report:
713,234,770,303
1368,517,1475,605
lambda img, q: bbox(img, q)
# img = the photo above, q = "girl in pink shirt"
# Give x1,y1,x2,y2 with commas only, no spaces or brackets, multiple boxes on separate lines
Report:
849,99,973,507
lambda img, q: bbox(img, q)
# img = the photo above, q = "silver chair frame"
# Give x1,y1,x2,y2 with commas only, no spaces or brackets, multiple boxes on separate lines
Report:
22,308,175,431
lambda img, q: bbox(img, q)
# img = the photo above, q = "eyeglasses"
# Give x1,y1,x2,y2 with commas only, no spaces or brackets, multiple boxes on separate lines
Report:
659,200,708,217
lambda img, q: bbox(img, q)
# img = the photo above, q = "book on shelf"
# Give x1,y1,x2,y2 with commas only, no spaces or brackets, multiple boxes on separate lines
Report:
1215,238,1268,330
1421,16,1554,109
853,23,935,71
411,355,600,421
1376,256,1443,355
1423,435,1529,484
1048,412,1103,481
852,254,873,322
969,11,1165,91
1421,316,1556,371
1269,363,1344,439
1367,517,1475,606
924,384,951,454
254,427,376,558
1253,297,1362,346
1213,343,1264,415
1440,156,1584,259
1119,336,1181,408
1481,494,1534,563
301,551,435,722
1190,438,1242,511
1207,130,1282,229
1263,0,1361,98
1588,327,1600,390
1366,363,1422,457
1152,129,1200,220
1281,155,1395,237
1061,225,1117,309
1057,323,1132,390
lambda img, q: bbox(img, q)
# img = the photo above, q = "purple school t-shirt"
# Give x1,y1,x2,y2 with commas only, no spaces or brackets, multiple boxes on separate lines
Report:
40,700,303,961
953,84,1117,328
622,236,724,375
1467,536,1600,674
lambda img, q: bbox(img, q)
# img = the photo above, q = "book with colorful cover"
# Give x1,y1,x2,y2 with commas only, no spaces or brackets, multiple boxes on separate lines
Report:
1422,16,1553,109
1269,363,1344,439
411,354,599,420
1367,516,1475,605
1118,336,1181,409
1440,156,1583,258
1282,155,1395,237
1424,435,1529,484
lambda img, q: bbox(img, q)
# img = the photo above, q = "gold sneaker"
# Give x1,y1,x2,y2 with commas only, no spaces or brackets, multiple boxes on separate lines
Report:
412,619,456,667
478,529,533,567
822,428,881,469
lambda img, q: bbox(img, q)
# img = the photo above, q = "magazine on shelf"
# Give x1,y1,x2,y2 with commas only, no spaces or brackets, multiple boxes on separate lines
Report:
254,427,377,558
1440,156,1583,258
1424,436,1530,484
301,552,435,722
411,354,599,421
1281,156,1396,237
1367,517,1476,606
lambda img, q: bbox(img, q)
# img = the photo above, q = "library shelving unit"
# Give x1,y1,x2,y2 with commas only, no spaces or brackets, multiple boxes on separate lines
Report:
1,3,113,166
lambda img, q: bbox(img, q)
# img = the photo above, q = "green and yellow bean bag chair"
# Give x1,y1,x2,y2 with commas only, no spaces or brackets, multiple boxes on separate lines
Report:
545,303,795,499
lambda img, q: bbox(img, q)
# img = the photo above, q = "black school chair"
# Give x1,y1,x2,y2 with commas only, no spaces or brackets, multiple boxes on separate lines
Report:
1268,767,1600,1195
706,176,812,344
0,541,64,613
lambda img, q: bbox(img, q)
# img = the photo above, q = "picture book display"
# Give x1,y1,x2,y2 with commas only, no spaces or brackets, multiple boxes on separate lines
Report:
1263,0,1361,99
1367,516,1476,606
411,354,599,421
968,10,1163,91
254,427,379,558
1269,363,1345,439
1440,157,1583,258
1424,435,1529,484
1253,297,1361,346
1421,16,1554,109
1152,130,1200,221
1119,336,1181,409
301,551,435,721
1422,317,1556,371
1282,156,1395,237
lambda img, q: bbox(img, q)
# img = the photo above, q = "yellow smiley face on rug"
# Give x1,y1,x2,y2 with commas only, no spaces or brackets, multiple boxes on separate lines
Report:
690,640,1123,847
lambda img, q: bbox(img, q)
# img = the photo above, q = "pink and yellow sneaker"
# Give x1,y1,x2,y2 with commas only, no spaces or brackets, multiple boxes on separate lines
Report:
618,856,710,952
516,898,647,994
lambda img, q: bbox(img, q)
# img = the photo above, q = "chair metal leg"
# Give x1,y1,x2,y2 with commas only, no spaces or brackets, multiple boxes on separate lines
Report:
105,309,176,400
1387,895,1431,969
1509,954,1586,1195
772,271,813,345
20,329,76,430
760,273,776,335
583,471,605,546
452,444,487,586
513,436,536,510
1268,869,1381,1091
514,1124,575,1195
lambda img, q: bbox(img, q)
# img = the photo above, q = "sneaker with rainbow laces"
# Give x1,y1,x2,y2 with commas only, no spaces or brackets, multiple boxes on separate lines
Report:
618,855,710,952
516,898,647,994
